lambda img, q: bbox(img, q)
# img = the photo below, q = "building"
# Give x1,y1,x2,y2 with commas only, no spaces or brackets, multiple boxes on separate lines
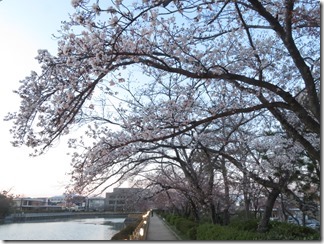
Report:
48,195,66,205
13,197,63,212
86,197,105,211
105,188,151,212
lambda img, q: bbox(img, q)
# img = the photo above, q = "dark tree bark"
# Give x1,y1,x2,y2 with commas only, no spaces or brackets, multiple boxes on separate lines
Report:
257,188,281,232
242,172,251,220
210,202,217,224
221,158,231,225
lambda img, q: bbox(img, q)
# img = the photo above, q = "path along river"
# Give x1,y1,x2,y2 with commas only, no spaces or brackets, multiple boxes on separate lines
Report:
0,217,125,240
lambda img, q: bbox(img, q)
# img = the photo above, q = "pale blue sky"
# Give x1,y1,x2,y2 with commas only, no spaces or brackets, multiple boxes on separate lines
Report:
0,0,83,198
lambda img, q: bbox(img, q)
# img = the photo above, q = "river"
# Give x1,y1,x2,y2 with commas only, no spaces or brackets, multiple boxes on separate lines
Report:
0,217,125,240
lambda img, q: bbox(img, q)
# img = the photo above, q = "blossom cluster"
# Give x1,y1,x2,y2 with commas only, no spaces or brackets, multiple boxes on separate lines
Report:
5,0,320,196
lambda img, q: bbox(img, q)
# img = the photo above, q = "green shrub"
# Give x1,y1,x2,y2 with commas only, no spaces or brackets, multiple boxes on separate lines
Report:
175,218,197,236
265,221,320,240
162,214,198,240
228,218,259,232
169,215,179,225
165,214,171,223
174,217,184,229
164,214,320,240
187,227,197,240
173,216,181,227
197,223,260,240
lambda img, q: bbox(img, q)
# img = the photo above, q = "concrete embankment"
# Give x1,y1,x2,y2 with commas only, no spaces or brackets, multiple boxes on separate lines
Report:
4,211,132,223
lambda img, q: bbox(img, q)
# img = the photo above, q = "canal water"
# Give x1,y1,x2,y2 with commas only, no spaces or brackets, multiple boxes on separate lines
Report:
0,217,125,240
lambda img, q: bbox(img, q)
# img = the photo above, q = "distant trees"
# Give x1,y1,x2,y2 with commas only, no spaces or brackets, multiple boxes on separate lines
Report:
5,0,319,232
0,191,15,219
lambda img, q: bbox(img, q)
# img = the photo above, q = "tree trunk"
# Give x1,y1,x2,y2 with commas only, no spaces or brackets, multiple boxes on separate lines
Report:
302,212,306,226
190,200,200,222
223,209,230,225
215,201,223,225
280,194,288,222
221,158,231,225
244,197,251,219
242,172,251,219
257,188,280,232
210,202,217,224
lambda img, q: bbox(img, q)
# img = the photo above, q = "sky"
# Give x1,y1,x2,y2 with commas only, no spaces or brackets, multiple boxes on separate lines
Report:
0,0,95,198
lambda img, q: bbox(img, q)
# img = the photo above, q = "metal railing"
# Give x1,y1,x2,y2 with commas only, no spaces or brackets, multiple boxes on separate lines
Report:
129,210,150,240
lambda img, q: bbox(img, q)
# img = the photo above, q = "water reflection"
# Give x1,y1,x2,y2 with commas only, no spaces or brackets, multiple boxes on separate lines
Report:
0,217,125,240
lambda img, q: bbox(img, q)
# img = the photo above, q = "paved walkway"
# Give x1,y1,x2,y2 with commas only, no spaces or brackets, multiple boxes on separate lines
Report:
146,214,179,241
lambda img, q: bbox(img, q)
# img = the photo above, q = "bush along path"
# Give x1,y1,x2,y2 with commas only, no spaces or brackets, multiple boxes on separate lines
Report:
160,213,320,240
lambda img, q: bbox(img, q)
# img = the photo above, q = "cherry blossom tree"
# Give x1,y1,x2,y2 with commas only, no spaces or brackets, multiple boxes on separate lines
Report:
121,100,263,224
217,126,319,231
4,0,319,232
6,0,319,155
